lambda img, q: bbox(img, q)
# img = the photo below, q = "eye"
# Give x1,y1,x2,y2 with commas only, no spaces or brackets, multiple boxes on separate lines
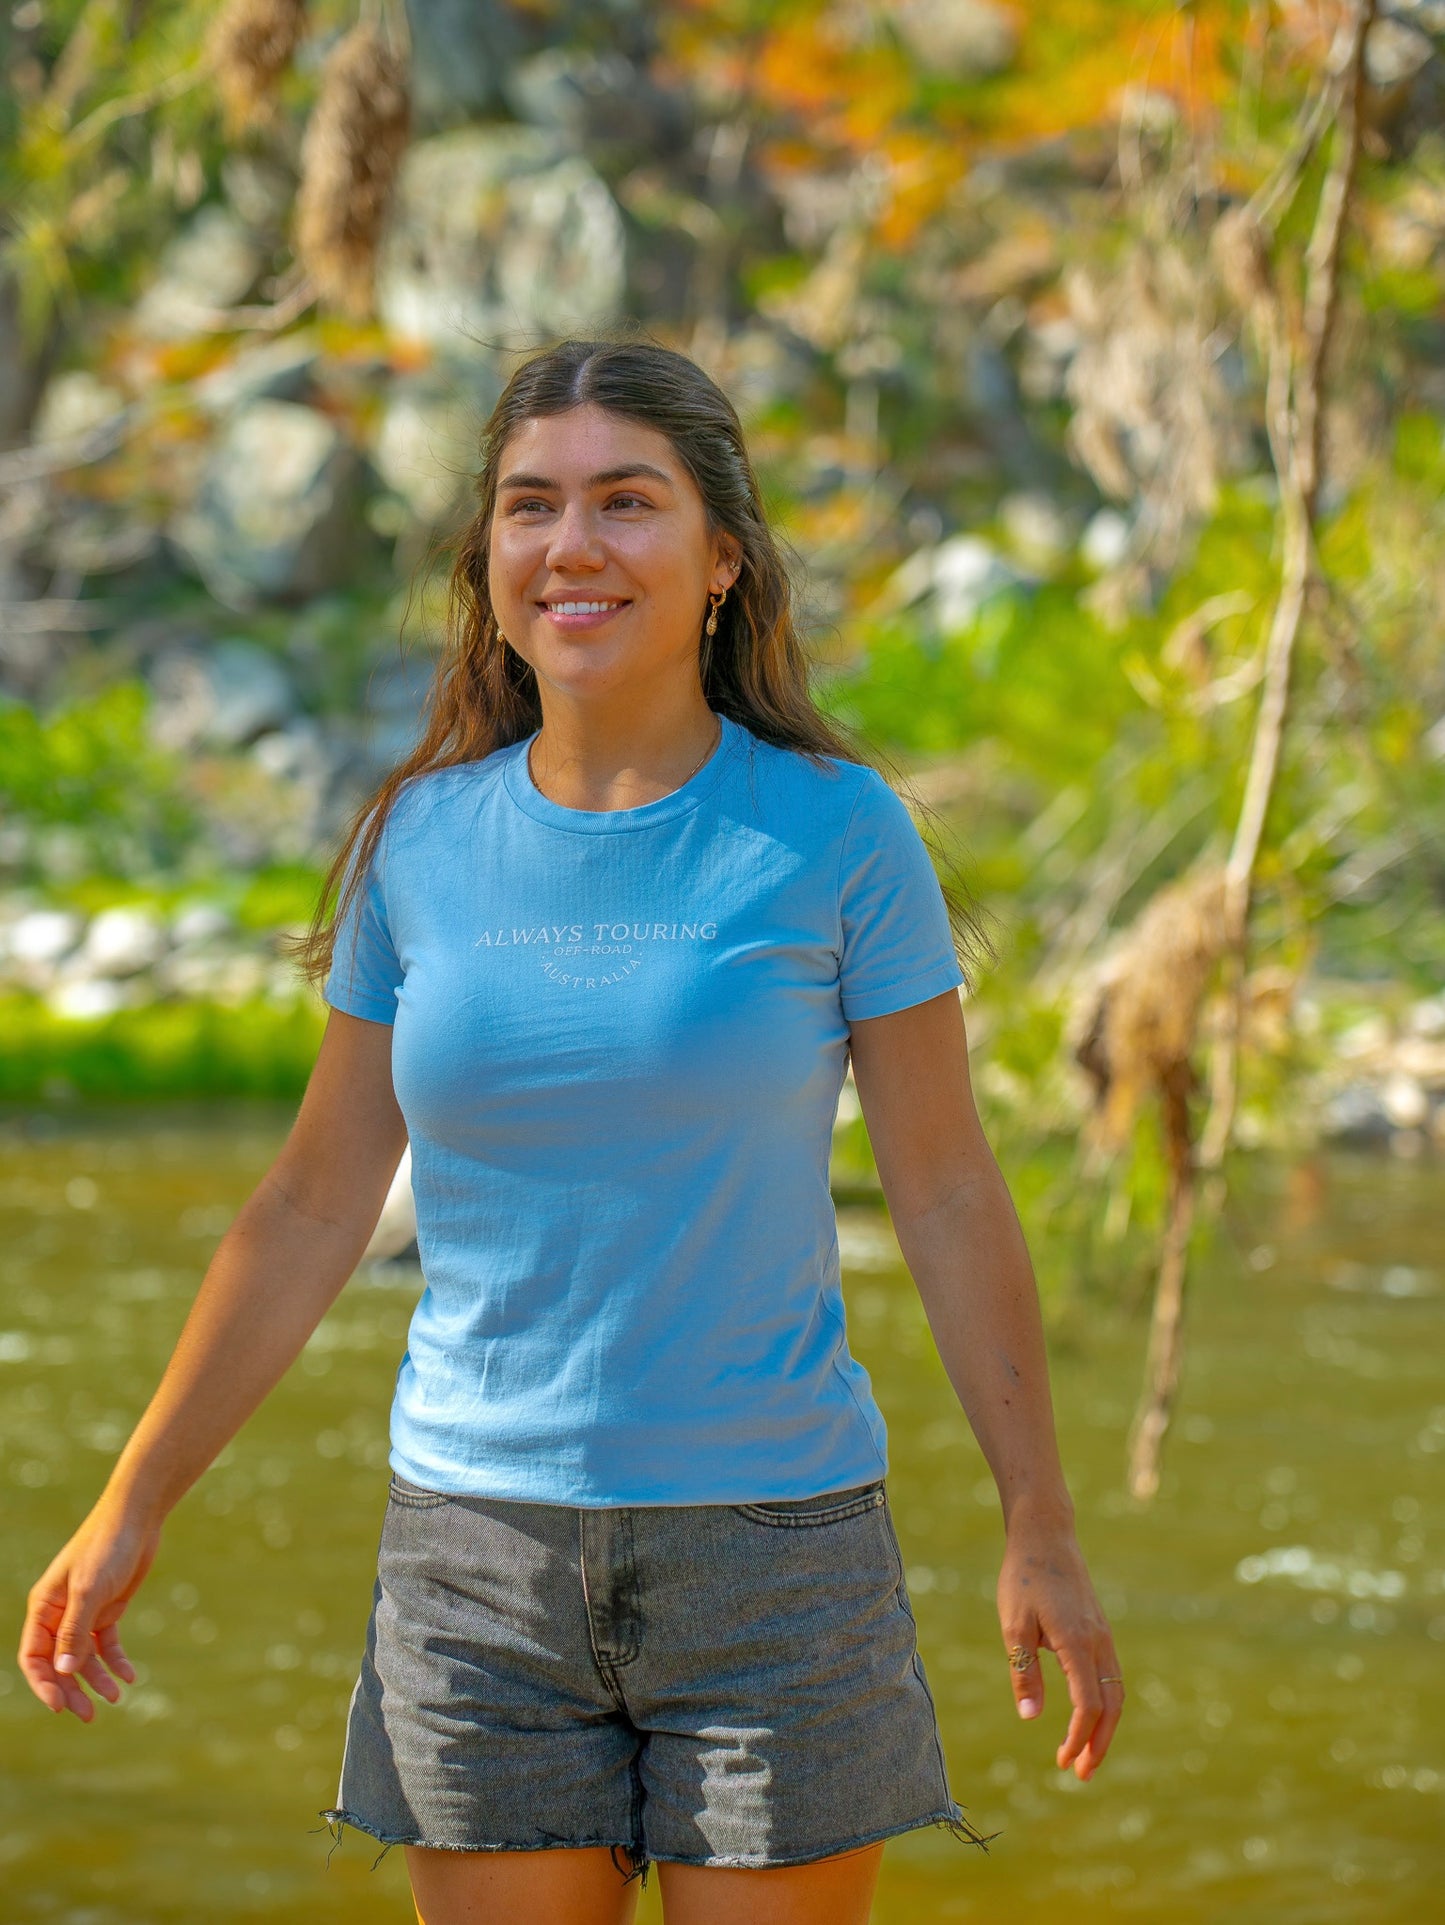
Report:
607,493,650,510
506,497,550,515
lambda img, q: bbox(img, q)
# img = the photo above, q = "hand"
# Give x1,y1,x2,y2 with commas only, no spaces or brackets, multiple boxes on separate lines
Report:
19,1498,160,1721
997,1511,1124,1780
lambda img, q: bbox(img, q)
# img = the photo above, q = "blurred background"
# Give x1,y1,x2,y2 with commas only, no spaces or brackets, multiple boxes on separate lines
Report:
1,1,1441,1920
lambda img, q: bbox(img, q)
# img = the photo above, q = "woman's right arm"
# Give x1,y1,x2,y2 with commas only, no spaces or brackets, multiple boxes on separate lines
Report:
18,1008,407,1721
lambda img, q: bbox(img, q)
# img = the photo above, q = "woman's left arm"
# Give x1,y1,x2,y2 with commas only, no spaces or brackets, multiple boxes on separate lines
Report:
848,988,1125,1781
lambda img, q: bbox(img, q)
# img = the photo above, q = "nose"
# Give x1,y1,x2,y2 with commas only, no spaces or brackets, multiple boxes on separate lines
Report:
544,500,607,573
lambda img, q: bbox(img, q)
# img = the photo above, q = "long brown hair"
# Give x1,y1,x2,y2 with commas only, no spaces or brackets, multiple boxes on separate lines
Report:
289,332,990,988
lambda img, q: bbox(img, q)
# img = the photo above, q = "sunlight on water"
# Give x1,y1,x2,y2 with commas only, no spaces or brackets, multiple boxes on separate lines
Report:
1,1105,1439,1922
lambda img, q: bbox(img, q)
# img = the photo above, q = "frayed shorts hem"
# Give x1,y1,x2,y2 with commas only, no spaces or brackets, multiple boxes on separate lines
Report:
316,1801,997,1875
641,1805,996,1869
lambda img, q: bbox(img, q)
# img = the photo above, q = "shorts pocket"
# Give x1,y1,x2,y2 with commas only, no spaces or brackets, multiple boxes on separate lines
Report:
732,1479,887,1528
387,1470,451,1510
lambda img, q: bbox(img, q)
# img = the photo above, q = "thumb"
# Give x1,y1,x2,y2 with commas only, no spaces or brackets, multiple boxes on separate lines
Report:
54,1589,100,1674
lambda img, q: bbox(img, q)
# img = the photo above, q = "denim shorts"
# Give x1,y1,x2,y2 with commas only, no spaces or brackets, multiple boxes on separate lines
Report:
318,1470,998,1881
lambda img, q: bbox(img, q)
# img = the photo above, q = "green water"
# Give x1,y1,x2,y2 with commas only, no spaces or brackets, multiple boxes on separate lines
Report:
1,1105,1440,1923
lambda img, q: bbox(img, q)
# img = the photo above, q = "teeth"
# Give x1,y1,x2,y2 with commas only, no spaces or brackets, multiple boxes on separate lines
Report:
550,600,622,614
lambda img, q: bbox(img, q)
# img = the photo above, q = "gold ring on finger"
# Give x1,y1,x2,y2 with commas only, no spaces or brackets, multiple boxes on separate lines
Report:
1007,1645,1037,1672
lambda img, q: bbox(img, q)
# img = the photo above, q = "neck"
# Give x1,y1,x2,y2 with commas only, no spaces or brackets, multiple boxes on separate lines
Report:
528,690,721,812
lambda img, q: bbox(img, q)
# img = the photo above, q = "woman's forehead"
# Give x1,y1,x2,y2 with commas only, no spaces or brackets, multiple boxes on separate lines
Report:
499,405,681,474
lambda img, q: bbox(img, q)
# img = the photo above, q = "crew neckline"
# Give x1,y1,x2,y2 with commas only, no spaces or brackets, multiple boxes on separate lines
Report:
503,711,741,833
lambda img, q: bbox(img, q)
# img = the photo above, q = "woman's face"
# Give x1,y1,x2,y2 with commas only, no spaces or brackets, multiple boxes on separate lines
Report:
487,403,740,709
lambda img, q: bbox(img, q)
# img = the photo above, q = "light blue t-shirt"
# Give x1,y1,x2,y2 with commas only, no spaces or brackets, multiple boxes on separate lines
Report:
323,711,964,1505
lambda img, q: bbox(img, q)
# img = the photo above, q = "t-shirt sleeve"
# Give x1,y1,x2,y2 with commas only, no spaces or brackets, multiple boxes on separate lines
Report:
322,822,403,1025
837,767,966,1023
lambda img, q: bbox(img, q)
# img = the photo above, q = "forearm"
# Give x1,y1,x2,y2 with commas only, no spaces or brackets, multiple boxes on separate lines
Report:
101,1173,375,1526
890,1154,1074,1533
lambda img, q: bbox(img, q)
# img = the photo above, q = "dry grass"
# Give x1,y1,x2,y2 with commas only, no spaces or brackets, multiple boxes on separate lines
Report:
207,0,308,135
293,22,410,321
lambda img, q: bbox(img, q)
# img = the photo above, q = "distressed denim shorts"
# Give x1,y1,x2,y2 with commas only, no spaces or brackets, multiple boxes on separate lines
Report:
318,1470,997,1881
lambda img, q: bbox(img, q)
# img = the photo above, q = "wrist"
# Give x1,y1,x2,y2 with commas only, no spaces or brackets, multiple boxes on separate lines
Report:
101,1457,179,1531
1002,1485,1076,1535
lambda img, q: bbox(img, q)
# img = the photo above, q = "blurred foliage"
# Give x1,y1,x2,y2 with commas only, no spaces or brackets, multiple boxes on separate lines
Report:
0,681,197,874
0,992,326,1100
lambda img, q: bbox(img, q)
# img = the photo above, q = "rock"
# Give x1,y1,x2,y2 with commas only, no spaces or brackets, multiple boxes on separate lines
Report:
192,337,320,417
375,127,626,357
78,907,167,977
7,908,84,968
363,653,440,765
875,534,1023,630
1081,508,1132,572
48,979,138,1020
146,638,297,752
1381,1072,1430,1129
372,368,499,523
166,400,362,608
1017,317,1080,404
1336,1014,1392,1061
889,0,1019,78
171,903,235,947
1388,1,1445,32
1322,1081,1394,1144
1367,16,1436,85
503,48,692,162
30,371,128,446
131,205,265,338
402,0,528,130
220,152,295,238
999,491,1077,566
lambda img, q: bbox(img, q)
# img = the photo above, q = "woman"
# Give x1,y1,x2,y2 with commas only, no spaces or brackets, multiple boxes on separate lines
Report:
20,337,1124,1925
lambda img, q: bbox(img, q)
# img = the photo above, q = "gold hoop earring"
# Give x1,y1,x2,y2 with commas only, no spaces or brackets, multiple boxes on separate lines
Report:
704,588,727,637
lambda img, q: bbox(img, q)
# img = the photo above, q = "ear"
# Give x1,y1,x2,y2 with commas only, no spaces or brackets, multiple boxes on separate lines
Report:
711,531,744,590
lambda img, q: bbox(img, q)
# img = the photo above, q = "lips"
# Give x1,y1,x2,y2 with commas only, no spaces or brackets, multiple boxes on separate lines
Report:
538,598,630,613
536,597,632,629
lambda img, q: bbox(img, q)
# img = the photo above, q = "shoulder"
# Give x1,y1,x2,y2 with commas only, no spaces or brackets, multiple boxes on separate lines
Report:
728,723,877,832
377,745,516,851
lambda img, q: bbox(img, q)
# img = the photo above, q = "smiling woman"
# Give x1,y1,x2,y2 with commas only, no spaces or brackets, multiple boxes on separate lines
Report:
19,336,1122,1925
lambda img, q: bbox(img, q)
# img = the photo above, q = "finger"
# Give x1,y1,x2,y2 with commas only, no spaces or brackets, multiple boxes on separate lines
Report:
93,1621,137,1686
1052,1641,1106,1769
18,1590,72,1714
76,1650,123,1706
53,1588,101,1678
1075,1683,1125,1776
1001,1625,1043,1717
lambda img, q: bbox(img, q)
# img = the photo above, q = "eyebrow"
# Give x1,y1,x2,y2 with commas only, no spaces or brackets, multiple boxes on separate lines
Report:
496,464,676,493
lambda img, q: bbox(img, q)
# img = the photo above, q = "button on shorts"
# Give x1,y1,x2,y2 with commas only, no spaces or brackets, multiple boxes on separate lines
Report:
319,1471,997,1878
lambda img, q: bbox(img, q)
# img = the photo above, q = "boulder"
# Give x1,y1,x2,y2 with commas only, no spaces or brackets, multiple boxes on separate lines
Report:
30,371,128,446
1081,508,1132,573
146,637,297,753
171,902,235,947
503,48,692,164
5,908,84,980
999,491,1077,567
402,0,528,130
363,653,440,766
132,204,265,338
888,0,1019,78
78,906,168,977
375,127,626,357
372,368,498,523
192,337,320,417
166,400,362,607
879,535,1026,632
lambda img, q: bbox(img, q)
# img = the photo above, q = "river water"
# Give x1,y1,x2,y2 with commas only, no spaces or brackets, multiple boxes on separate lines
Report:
0,1104,1439,1923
